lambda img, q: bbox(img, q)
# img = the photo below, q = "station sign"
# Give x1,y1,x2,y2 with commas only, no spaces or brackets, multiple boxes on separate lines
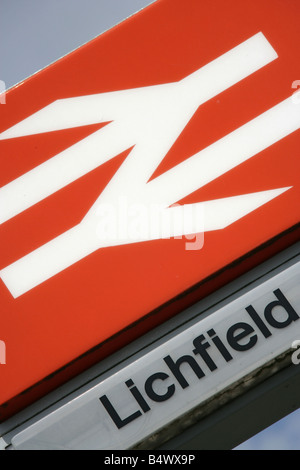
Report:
0,0,299,418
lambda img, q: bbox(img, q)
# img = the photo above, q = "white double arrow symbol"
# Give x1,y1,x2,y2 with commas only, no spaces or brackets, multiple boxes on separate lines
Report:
0,32,299,298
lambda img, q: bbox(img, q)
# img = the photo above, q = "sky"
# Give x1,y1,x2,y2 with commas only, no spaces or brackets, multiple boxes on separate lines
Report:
236,408,300,450
0,0,156,90
0,0,299,451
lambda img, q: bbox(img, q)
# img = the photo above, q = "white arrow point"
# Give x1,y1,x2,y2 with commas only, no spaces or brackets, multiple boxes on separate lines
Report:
201,187,292,231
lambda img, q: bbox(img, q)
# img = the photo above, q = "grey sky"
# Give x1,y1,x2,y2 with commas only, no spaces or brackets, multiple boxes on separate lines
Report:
0,0,155,89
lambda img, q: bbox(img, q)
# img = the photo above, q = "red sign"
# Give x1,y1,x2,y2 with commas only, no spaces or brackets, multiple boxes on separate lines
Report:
0,0,299,419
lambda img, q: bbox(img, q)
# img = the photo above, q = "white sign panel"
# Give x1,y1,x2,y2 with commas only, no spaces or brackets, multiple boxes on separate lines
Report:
12,261,300,450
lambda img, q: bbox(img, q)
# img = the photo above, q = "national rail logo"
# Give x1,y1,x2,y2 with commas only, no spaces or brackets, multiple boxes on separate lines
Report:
0,33,299,298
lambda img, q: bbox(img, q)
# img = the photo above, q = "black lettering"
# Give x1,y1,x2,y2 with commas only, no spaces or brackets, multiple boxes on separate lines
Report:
245,304,272,338
144,372,175,402
264,289,299,329
164,354,205,389
227,322,258,351
207,328,233,362
126,379,151,413
193,334,218,371
99,395,141,429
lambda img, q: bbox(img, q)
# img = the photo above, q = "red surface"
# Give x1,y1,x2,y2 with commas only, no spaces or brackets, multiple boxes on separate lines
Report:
0,0,300,419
